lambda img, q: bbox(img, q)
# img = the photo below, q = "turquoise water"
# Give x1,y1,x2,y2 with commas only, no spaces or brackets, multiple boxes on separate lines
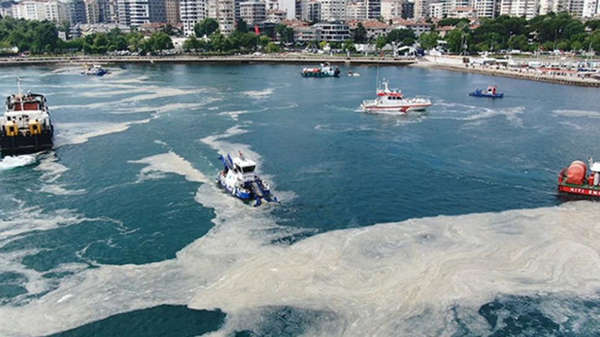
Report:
0,64,600,336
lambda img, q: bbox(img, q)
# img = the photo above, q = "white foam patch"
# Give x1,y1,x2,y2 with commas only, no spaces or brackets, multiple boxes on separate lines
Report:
218,110,249,121
3,200,600,337
128,152,209,184
0,155,37,171
54,87,209,111
35,154,68,183
54,119,152,146
435,102,525,127
242,88,274,99
0,207,83,239
127,101,220,115
201,126,260,165
462,106,525,127
553,109,600,118
0,201,125,306
34,154,87,195
40,184,86,196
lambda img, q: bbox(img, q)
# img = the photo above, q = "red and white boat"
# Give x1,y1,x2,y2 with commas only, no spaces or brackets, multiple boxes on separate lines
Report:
558,159,600,197
361,80,432,114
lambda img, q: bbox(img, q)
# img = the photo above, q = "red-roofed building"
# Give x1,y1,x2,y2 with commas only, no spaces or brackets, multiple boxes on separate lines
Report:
390,18,431,36
448,6,476,18
437,25,455,37
348,19,391,39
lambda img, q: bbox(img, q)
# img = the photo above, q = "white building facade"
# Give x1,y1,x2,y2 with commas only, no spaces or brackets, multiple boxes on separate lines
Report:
180,0,206,36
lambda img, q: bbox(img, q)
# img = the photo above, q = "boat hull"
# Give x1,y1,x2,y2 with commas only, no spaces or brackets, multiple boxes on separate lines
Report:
217,174,274,203
361,103,432,113
0,130,53,155
558,183,600,197
469,92,503,98
301,72,339,78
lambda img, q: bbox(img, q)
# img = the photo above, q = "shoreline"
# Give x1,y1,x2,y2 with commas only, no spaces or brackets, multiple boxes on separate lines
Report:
412,59,600,88
2,54,599,87
0,55,416,67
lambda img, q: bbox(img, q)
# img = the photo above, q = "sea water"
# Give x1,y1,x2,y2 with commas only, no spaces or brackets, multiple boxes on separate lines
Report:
0,64,599,336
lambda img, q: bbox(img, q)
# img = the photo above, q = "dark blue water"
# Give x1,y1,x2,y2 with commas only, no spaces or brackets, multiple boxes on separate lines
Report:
0,64,599,336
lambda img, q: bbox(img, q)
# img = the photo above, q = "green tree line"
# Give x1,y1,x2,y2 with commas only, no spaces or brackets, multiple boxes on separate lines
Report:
424,13,600,54
0,17,174,55
183,18,280,53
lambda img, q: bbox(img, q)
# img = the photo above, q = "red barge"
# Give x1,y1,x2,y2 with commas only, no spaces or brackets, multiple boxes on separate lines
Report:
558,160,600,197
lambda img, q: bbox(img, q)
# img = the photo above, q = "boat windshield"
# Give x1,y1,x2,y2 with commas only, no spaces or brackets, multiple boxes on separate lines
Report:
242,165,255,173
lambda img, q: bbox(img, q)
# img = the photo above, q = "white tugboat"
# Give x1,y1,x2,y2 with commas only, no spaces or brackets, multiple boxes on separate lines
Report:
361,80,432,114
217,152,277,206
0,79,53,155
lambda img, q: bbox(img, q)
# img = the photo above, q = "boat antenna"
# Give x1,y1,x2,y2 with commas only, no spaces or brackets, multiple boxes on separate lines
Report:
376,63,380,89
17,77,22,96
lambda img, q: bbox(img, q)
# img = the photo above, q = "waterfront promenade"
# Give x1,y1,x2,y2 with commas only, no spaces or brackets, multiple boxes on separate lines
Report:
2,53,599,87
0,54,416,67
415,55,600,88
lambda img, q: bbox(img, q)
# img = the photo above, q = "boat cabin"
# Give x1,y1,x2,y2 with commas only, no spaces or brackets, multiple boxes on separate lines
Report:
6,93,46,112
376,81,404,100
232,156,256,174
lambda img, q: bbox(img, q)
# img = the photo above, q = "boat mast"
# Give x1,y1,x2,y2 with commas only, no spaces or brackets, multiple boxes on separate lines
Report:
17,77,22,96
17,77,24,111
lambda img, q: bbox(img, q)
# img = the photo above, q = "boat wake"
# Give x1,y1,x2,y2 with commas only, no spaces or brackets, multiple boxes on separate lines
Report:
434,102,526,127
0,155,36,171
242,88,274,99
553,109,600,119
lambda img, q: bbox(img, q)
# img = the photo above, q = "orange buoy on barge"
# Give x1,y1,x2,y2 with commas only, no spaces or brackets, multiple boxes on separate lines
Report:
558,159,600,197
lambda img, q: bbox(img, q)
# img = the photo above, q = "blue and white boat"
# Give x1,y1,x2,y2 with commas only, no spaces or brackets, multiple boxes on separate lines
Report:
469,86,504,98
82,64,108,76
217,152,277,206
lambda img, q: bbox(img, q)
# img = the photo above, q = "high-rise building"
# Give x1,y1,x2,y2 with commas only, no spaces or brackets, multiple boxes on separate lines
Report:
346,0,367,19
240,0,265,23
445,0,469,14
70,0,88,24
278,0,295,18
401,0,413,17
299,0,321,21
568,0,584,16
319,0,345,21
412,0,428,18
166,0,181,24
85,0,112,23
207,0,235,34
117,0,166,25
295,0,302,18
12,0,69,23
367,0,380,18
428,1,443,17
472,0,496,17
0,4,13,18
381,0,402,20
582,0,599,16
180,0,206,35
498,0,538,19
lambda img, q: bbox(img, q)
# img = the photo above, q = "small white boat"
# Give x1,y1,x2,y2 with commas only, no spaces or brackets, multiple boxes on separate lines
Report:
348,71,360,77
361,80,432,114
